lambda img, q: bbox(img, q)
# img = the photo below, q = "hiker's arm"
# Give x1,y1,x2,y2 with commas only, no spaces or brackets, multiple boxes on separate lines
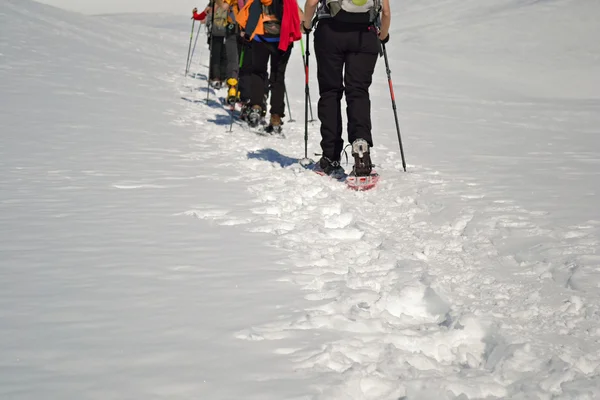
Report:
303,0,319,30
379,0,391,40
298,6,305,23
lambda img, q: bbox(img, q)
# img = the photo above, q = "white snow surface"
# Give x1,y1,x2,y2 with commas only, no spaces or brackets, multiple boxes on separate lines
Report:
1,0,600,399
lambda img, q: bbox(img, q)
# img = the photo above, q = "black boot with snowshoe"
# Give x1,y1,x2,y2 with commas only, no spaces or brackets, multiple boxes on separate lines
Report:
314,156,346,180
264,114,283,135
351,138,373,177
247,105,263,128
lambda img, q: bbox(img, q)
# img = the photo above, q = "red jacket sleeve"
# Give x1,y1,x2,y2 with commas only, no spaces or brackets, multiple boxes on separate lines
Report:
193,10,207,20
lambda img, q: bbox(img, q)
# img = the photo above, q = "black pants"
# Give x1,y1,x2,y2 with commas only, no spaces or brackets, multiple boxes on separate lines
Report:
238,39,253,103
225,31,239,80
249,40,291,116
209,36,227,81
314,21,379,161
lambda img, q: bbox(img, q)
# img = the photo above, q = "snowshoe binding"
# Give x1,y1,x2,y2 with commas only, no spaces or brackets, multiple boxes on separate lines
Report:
347,139,379,190
351,139,373,176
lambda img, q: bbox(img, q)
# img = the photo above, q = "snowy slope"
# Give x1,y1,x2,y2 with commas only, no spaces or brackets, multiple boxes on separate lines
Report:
2,0,600,399
1,1,314,399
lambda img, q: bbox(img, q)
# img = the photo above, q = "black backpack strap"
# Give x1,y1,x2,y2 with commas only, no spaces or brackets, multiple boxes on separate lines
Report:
244,0,263,39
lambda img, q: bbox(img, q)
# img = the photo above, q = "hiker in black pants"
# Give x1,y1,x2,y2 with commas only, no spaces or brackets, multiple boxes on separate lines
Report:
207,0,229,88
237,0,302,132
303,0,391,177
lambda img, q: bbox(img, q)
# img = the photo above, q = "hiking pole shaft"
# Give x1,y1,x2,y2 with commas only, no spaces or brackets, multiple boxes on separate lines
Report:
186,20,196,76
303,32,311,160
382,43,407,172
187,23,202,76
285,88,294,122
300,37,314,122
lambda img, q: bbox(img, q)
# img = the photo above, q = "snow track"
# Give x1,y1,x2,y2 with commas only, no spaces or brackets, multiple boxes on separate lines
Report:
177,63,600,397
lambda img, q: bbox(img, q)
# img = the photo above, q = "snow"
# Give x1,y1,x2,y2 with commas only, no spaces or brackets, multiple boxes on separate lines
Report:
1,0,599,399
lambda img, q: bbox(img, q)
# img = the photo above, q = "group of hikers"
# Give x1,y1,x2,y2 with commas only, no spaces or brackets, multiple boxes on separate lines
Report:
190,0,391,178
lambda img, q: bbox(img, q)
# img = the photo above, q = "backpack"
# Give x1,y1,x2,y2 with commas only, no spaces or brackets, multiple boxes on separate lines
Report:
211,5,229,36
319,0,381,24
262,0,284,37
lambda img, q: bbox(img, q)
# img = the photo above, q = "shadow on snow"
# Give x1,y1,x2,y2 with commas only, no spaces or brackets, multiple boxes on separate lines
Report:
189,72,208,81
181,97,223,109
247,148,299,168
206,113,238,126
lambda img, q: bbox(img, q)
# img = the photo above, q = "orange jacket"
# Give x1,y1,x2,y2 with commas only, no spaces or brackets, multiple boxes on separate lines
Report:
236,0,274,39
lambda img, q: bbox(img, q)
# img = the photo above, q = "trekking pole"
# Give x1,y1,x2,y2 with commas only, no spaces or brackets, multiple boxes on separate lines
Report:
300,31,312,165
229,46,246,132
206,2,216,104
382,43,407,172
187,22,203,76
285,88,294,122
299,37,315,122
185,19,196,76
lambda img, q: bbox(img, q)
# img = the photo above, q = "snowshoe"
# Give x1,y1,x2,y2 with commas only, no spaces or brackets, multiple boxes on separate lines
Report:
346,170,379,191
313,156,346,181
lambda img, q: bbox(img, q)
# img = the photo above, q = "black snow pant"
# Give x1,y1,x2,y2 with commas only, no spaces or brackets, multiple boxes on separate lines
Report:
238,40,272,104
209,35,227,82
238,38,253,103
249,40,292,117
224,31,239,80
314,20,379,162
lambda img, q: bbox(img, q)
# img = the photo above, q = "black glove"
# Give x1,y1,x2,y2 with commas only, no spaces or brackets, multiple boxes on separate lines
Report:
301,22,312,34
381,34,390,44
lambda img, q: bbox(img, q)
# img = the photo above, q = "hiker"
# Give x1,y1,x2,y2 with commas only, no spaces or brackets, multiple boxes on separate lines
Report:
302,0,390,176
200,0,230,88
222,0,244,104
236,0,303,133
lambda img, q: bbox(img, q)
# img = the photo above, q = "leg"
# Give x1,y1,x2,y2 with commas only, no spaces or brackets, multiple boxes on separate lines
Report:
209,37,220,81
238,41,252,102
225,31,239,80
344,31,379,147
219,38,228,81
249,40,270,110
268,43,292,117
315,23,345,161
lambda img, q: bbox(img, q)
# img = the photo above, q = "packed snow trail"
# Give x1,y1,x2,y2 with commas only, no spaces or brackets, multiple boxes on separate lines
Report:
177,22,600,400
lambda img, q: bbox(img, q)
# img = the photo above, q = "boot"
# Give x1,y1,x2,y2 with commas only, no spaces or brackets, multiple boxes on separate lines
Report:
351,139,373,177
247,105,262,128
264,114,283,134
226,78,239,105
314,156,345,179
